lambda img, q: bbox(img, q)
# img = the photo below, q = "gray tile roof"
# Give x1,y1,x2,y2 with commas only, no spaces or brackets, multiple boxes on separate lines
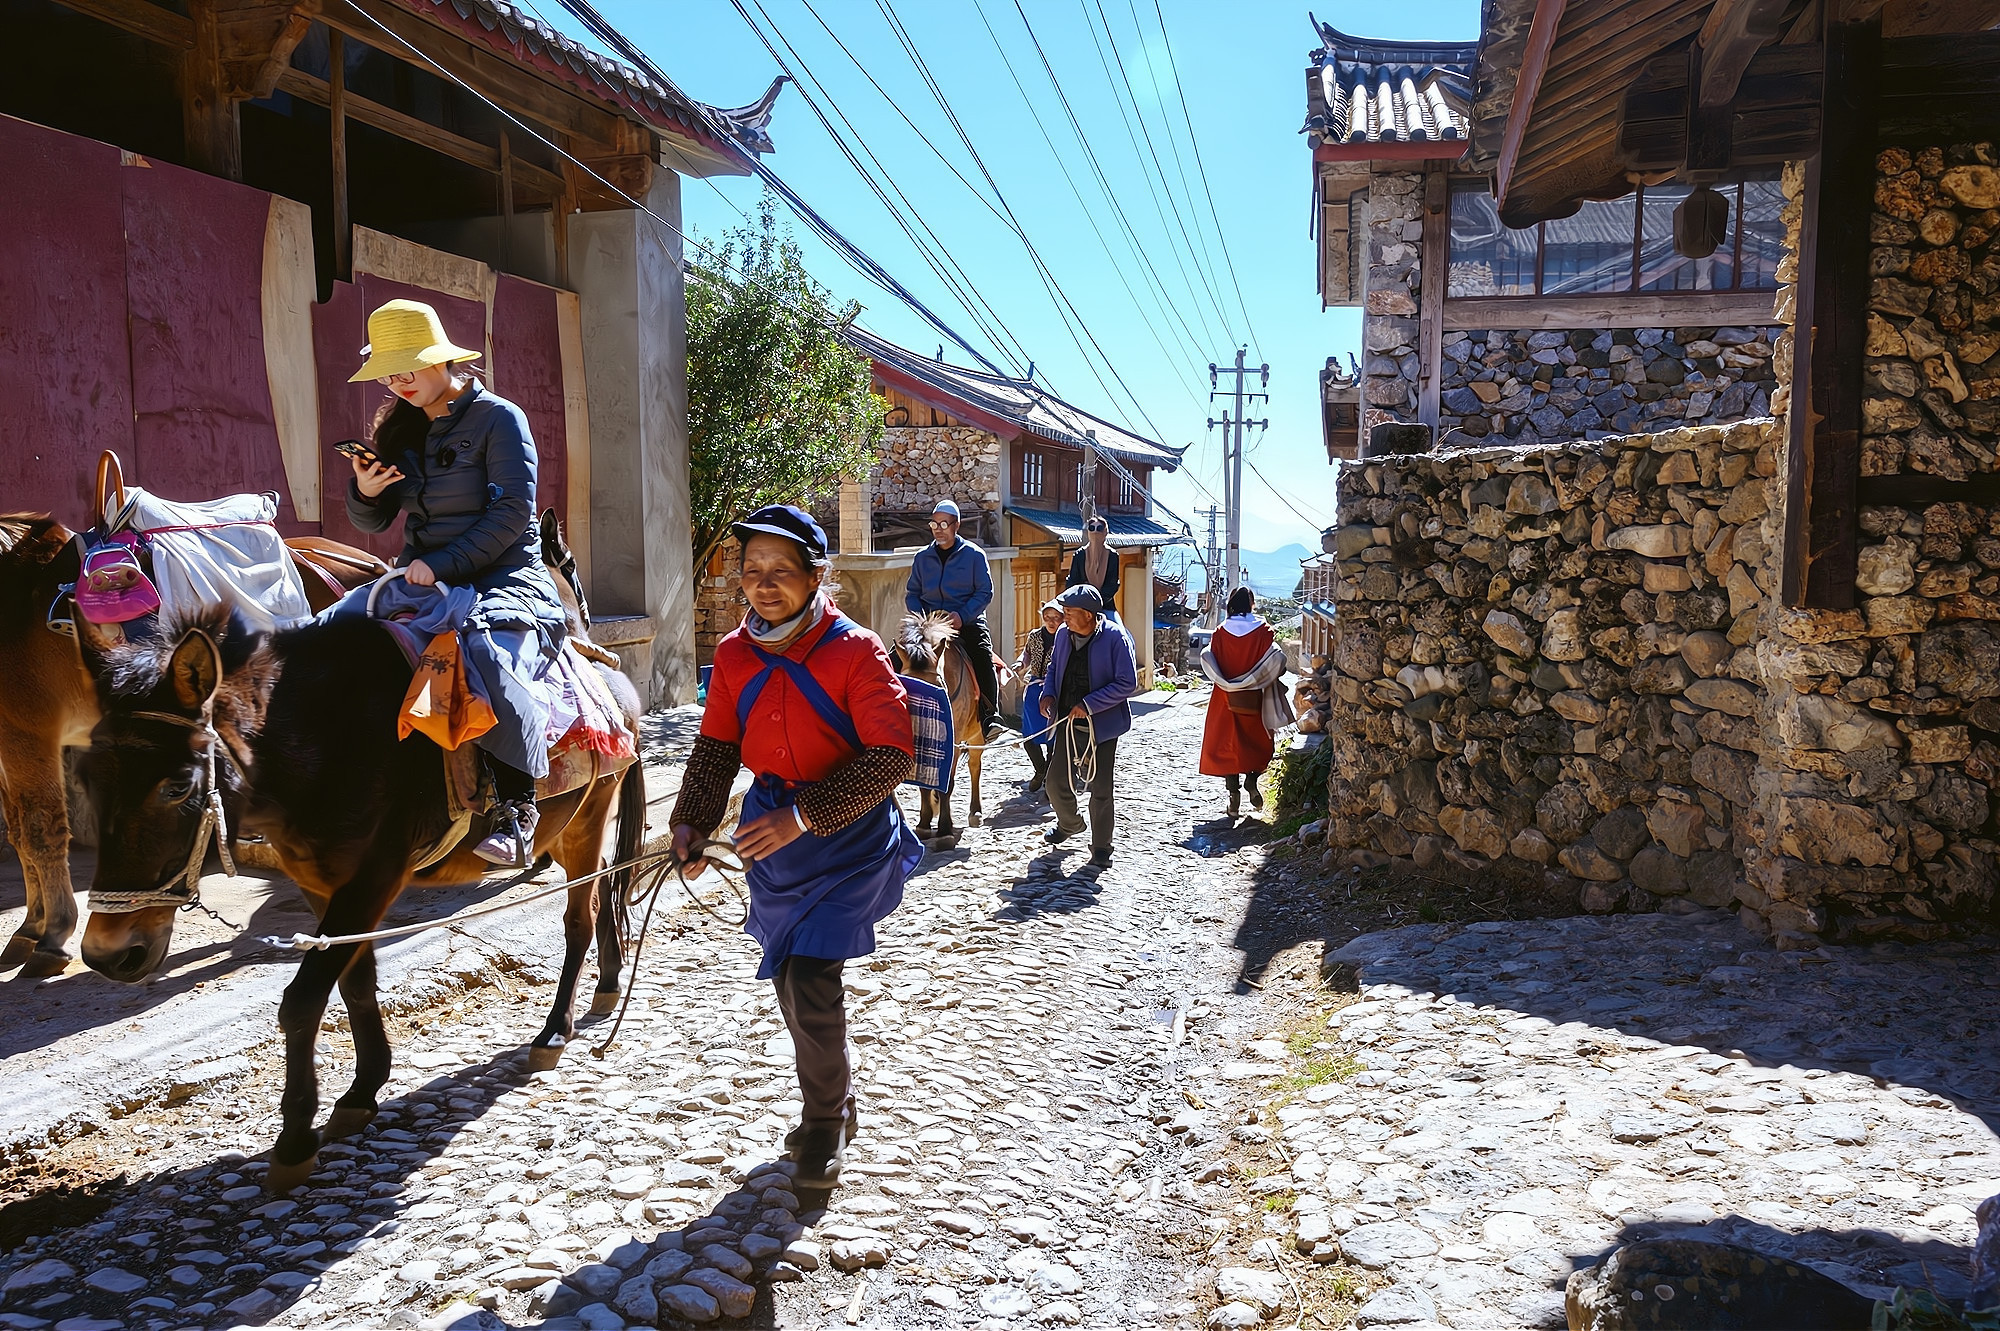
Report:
1303,18,1474,148
1005,508,1184,549
411,0,781,157
848,328,1183,471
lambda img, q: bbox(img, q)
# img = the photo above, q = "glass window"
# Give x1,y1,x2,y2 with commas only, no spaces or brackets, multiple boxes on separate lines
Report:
1736,177,1785,291
1447,175,1783,296
1449,187,1535,296
1542,196,1637,294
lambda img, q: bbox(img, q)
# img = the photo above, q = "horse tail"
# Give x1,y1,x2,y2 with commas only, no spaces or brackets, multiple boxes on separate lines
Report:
608,759,646,943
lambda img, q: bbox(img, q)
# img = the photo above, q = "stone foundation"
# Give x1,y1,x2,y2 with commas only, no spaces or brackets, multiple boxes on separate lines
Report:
1326,411,1998,944
1438,325,1779,444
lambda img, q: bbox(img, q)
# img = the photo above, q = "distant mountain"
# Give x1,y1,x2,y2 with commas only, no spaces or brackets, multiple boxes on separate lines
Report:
1238,544,1313,598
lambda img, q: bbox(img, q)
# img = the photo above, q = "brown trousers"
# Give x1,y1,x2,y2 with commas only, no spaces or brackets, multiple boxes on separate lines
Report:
773,955,851,1123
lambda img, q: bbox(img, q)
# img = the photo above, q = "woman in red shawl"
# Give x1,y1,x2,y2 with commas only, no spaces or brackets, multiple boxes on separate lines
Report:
1200,587,1281,814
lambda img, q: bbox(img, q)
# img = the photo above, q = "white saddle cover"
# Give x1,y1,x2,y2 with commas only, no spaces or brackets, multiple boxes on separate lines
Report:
107,487,313,633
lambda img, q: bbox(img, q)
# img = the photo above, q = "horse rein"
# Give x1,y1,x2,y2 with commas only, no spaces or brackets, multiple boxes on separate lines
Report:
85,707,240,916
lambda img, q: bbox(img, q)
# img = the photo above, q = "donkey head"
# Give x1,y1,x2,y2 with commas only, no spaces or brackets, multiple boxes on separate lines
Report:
76,605,270,983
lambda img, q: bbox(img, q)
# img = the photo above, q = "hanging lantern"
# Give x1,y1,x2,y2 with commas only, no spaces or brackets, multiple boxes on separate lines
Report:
1674,184,1730,259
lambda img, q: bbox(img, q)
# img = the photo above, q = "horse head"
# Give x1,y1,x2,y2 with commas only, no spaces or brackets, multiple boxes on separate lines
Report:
540,508,591,634
75,604,272,983
890,611,957,683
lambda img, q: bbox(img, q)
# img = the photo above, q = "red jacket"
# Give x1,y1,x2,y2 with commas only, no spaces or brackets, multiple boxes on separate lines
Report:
702,612,913,782
1201,618,1277,776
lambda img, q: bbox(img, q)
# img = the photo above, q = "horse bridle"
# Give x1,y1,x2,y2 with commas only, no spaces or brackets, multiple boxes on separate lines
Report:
85,707,240,914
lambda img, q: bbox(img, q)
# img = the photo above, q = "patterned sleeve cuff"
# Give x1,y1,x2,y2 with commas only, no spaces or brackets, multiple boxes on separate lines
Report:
669,735,742,835
795,745,915,836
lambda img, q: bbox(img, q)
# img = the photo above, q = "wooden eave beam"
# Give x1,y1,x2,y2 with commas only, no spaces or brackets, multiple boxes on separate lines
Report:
276,65,563,198
1697,0,1794,105
1494,0,1569,210
318,0,636,156
50,0,193,48
241,4,319,99
1882,0,2000,33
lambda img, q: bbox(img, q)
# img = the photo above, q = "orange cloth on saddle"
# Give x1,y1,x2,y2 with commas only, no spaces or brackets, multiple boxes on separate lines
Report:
1200,620,1277,776
399,630,498,749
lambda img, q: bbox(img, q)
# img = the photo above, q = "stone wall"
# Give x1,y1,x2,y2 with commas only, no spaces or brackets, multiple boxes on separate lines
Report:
1437,325,1781,444
694,535,742,668
872,426,1003,538
1359,171,1423,433
1326,420,1786,926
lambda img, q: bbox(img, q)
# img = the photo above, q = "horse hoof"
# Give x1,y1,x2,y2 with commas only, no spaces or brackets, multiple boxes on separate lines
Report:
589,991,621,1016
324,1107,375,1140
0,935,37,970
18,951,70,979
528,1041,566,1072
265,1154,318,1194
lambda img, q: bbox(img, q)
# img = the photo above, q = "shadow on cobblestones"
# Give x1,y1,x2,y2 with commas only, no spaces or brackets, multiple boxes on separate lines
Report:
988,855,1103,923
1329,910,2000,1306
0,1049,534,1327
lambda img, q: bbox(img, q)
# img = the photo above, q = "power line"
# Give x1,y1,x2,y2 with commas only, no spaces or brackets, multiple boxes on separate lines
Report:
727,0,1033,378
1007,0,1225,355
1098,0,1237,348
965,0,1213,392
1142,0,1265,358
1078,0,1237,346
871,0,1175,445
1246,449,1332,529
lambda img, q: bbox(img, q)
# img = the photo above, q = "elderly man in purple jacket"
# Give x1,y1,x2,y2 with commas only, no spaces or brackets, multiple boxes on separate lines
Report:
1039,585,1139,868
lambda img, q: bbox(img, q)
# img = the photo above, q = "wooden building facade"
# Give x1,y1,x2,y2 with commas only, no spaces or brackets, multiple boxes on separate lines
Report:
0,0,782,705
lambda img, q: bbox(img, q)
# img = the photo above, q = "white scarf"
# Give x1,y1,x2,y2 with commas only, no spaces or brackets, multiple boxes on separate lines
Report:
1220,613,1263,635
746,593,827,652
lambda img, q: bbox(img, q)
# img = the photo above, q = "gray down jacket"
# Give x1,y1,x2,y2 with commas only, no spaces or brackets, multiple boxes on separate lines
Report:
344,381,567,635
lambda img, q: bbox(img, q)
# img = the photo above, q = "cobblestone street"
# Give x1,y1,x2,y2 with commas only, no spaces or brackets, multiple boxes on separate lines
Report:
0,690,1306,1331
6,687,2000,1331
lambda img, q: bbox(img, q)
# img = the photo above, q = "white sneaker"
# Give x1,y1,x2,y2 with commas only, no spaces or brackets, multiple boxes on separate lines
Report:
474,800,539,866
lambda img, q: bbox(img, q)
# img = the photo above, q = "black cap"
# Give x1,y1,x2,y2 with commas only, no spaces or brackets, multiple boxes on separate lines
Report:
1058,584,1104,613
731,504,828,561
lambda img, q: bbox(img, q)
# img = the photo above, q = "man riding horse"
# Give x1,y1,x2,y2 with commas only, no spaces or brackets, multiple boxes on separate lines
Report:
904,499,1005,743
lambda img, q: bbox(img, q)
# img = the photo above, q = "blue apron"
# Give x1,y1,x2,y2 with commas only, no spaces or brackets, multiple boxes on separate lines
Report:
735,618,923,980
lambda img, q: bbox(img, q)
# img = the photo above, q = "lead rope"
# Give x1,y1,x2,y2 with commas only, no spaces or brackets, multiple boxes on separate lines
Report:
91,708,244,926
591,837,745,1059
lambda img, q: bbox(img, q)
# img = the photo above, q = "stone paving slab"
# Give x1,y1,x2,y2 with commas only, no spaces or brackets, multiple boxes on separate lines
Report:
1216,910,2000,1327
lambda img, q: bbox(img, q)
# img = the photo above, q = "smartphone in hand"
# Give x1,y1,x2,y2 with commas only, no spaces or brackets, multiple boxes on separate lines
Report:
333,439,382,469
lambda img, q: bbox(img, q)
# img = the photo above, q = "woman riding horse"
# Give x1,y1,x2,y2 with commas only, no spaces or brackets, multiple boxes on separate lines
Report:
331,299,566,865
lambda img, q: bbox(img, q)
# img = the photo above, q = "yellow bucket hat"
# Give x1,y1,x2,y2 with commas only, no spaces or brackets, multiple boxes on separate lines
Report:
348,299,482,382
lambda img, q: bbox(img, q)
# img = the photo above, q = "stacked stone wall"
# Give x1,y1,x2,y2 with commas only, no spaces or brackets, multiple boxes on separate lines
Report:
871,426,1002,536
694,534,743,668
1326,420,1787,928
1359,171,1423,432
1437,325,1780,444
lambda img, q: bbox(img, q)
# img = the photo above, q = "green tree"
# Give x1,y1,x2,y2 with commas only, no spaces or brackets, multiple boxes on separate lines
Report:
686,196,885,571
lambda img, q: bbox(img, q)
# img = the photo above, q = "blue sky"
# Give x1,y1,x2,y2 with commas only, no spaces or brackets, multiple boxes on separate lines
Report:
569,0,1479,552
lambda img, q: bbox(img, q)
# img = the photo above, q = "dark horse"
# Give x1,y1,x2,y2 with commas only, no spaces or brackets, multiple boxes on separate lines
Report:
0,513,385,977
76,517,644,1192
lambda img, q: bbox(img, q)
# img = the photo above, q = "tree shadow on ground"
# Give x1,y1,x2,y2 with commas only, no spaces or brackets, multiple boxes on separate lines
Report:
0,1041,546,1329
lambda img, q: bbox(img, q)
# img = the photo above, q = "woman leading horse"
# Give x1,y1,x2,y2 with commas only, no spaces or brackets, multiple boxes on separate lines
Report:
670,505,922,1187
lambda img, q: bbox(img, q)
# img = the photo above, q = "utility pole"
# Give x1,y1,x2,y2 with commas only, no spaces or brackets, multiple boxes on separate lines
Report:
1208,349,1269,606
1194,504,1222,621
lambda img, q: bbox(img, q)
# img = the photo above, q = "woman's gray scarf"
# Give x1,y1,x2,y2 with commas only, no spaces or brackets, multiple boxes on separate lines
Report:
746,594,827,651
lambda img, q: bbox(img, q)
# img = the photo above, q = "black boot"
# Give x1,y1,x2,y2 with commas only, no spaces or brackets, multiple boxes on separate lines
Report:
1027,747,1048,793
788,1098,859,1186
1247,772,1264,810
1226,775,1241,817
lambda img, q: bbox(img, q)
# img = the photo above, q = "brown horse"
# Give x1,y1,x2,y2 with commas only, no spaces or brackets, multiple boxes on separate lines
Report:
76,573,645,1189
0,513,384,978
888,611,985,840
